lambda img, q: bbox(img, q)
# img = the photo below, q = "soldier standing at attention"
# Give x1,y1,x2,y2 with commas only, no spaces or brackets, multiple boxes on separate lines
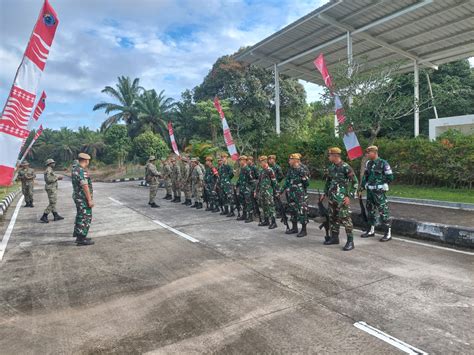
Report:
359,145,394,242
180,156,193,206
17,161,35,207
145,155,160,208
170,157,181,203
320,147,358,251
161,158,172,200
268,155,284,184
255,156,278,229
207,157,220,213
280,153,309,237
236,155,255,223
190,158,204,209
40,158,64,223
218,152,234,216
72,153,94,246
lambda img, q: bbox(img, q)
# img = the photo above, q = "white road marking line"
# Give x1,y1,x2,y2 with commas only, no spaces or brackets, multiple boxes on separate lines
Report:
353,228,474,256
152,220,199,243
354,321,427,354
0,196,24,262
108,197,124,205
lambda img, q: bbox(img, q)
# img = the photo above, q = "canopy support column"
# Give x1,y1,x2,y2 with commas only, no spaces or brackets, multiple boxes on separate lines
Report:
414,60,420,137
274,63,281,135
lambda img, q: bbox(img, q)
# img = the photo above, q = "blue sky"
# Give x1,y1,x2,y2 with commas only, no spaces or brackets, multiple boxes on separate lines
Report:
0,0,324,131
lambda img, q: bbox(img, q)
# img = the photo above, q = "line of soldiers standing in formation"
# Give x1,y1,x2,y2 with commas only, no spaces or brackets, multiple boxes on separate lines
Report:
145,145,394,251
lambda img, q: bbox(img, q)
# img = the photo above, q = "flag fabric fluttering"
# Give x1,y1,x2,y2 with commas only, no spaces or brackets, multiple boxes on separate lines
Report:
0,0,59,185
213,97,239,161
313,53,362,160
32,91,47,121
18,125,44,166
167,121,180,156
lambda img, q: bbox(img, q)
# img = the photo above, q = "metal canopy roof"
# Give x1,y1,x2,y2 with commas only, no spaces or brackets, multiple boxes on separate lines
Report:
235,0,474,86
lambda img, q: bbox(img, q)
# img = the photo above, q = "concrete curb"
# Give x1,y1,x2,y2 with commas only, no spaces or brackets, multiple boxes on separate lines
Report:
0,189,21,218
307,204,474,249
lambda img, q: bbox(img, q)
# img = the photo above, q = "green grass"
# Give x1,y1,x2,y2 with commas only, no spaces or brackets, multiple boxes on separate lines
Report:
308,179,474,204
0,183,20,201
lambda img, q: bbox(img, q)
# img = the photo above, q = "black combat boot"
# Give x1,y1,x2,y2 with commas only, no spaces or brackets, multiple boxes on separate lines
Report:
174,196,182,203
297,223,307,238
268,217,277,229
205,203,212,211
186,199,192,206
196,202,203,209
150,202,160,208
181,198,188,205
343,234,354,251
220,206,229,215
165,194,172,200
285,221,298,234
237,212,246,221
361,226,375,238
24,202,30,207
324,231,340,245
226,207,235,217
191,201,198,208
380,226,392,242
76,237,95,246
53,212,64,221
29,203,34,208
245,213,254,223
212,204,220,213
324,234,331,243
258,217,269,227
40,213,49,223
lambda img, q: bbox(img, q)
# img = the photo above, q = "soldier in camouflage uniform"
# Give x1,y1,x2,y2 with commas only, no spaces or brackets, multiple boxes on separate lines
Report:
161,158,172,200
40,158,64,223
218,152,235,216
71,153,94,246
268,155,284,184
321,147,358,251
359,145,394,242
180,156,193,206
204,156,220,212
170,157,181,202
145,156,160,208
255,156,278,229
236,155,255,223
190,158,204,209
280,153,309,237
17,161,35,207
247,156,260,218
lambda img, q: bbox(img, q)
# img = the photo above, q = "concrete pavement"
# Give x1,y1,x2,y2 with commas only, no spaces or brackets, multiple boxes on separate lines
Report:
0,178,472,354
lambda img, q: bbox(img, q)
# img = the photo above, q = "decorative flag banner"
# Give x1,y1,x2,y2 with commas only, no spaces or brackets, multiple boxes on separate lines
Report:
167,121,180,156
18,125,44,166
213,97,239,161
32,91,47,121
313,54,363,160
0,0,59,185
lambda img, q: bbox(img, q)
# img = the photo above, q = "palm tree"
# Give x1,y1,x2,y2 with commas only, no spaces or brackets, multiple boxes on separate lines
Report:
93,76,143,131
54,127,80,162
129,89,175,139
77,126,105,159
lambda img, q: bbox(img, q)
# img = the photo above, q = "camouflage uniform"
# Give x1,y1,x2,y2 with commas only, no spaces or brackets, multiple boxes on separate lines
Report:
218,163,234,210
270,162,284,184
72,164,93,240
236,165,255,218
171,161,181,201
17,165,35,206
145,160,160,205
162,161,172,198
256,166,278,220
181,160,192,203
204,165,219,211
44,166,59,214
361,157,394,228
191,163,204,205
324,161,358,236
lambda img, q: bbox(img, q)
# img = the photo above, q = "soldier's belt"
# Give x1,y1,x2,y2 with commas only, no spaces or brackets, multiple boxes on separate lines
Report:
367,184,389,191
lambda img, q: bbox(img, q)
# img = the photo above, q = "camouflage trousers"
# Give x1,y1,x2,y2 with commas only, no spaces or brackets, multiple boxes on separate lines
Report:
182,181,192,200
44,189,57,214
287,188,308,224
328,200,353,234
192,182,203,203
74,199,92,239
149,183,158,203
164,177,172,195
220,182,234,207
367,190,392,227
172,180,181,197
22,182,33,205
258,191,275,219
238,187,253,215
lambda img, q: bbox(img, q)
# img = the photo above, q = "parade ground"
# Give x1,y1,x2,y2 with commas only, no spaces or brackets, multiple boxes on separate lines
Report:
0,177,473,354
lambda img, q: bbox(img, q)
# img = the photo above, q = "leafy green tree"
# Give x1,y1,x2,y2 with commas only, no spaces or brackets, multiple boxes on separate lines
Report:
103,125,131,167
77,126,105,159
132,131,170,164
171,89,200,147
192,99,231,147
93,76,143,131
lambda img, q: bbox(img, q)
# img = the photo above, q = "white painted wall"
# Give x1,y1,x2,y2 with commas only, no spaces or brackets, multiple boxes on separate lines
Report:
429,114,474,140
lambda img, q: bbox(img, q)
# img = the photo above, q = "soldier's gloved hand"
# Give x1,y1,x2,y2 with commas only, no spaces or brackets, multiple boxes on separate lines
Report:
343,196,350,206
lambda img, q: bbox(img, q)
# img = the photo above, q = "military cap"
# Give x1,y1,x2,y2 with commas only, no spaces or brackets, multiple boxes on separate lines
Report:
148,155,156,161
78,152,91,160
268,154,276,160
45,158,55,165
248,156,254,162
366,145,378,153
239,155,248,160
259,155,268,162
289,153,301,160
20,161,29,166
328,147,342,155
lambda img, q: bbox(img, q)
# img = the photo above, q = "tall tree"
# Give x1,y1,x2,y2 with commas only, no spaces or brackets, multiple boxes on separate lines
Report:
93,76,143,131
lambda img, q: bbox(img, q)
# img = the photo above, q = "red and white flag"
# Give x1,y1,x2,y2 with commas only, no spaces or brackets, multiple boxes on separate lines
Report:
0,0,59,185
32,91,47,121
18,125,44,166
213,97,239,161
313,54,362,160
34,124,44,140
167,121,180,156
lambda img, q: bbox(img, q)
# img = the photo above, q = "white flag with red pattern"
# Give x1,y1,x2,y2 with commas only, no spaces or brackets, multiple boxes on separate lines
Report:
18,125,44,166
32,91,47,121
0,0,58,185
213,97,239,161
167,121,180,156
